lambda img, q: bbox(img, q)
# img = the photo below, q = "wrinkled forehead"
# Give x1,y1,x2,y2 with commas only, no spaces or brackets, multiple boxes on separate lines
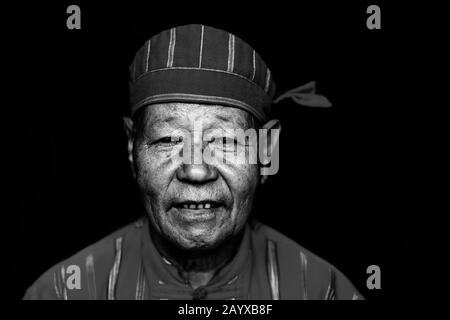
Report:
143,102,254,130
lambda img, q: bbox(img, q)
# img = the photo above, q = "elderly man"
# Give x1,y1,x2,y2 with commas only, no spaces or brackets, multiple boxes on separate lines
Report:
23,24,362,300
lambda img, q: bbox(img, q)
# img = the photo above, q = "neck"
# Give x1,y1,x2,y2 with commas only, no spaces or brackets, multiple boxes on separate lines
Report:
149,224,244,288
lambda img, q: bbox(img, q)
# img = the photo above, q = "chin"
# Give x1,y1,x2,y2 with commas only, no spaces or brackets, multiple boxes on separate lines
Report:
172,226,231,250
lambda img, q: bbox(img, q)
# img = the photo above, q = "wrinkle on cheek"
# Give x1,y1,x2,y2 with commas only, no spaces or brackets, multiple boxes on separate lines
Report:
137,146,177,175
135,149,160,199
135,150,167,235
135,146,182,213
216,162,258,226
221,163,259,188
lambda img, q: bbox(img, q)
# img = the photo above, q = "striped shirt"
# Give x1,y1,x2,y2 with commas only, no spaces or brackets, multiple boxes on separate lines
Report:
23,218,363,300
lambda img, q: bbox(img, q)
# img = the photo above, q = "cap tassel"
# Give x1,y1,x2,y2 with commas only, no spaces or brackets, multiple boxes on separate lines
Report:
273,81,332,108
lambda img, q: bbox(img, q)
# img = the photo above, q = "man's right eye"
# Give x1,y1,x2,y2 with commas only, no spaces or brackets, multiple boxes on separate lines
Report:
153,136,183,145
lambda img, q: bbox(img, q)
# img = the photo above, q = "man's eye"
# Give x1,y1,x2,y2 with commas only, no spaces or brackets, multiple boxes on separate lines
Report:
220,137,239,151
153,136,182,145
208,137,240,149
222,137,237,145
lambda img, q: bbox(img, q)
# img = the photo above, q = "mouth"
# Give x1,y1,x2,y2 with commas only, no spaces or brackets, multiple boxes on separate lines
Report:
173,200,223,210
171,200,226,223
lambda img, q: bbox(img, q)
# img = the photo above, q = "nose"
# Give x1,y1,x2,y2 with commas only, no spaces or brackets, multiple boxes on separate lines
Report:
176,163,218,184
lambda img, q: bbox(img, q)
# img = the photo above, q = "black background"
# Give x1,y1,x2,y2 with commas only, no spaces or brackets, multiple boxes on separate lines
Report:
9,1,410,301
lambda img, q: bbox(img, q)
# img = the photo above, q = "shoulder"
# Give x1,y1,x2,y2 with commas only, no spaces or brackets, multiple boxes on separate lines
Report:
23,219,145,300
249,220,364,300
249,220,333,282
249,219,328,268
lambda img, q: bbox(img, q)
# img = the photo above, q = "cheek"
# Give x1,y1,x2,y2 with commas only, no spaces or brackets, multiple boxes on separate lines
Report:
134,146,175,195
135,153,158,191
219,163,259,214
232,162,259,189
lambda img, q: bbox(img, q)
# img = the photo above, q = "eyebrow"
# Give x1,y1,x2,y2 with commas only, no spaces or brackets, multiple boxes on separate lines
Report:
148,116,177,126
147,113,249,129
214,114,248,128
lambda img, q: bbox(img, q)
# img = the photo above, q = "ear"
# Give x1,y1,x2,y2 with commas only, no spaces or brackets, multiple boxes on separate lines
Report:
259,119,281,184
123,116,136,178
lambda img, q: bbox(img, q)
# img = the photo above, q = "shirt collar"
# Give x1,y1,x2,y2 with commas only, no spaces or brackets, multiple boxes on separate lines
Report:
140,217,253,299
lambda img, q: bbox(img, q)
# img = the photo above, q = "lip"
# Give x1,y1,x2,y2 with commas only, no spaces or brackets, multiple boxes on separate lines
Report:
172,208,220,225
176,207,216,219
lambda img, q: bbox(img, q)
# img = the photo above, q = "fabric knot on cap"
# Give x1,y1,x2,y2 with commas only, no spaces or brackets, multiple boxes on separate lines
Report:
129,24,276,122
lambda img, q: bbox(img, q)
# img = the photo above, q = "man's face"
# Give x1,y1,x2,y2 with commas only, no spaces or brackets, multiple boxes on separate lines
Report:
132,103,260,250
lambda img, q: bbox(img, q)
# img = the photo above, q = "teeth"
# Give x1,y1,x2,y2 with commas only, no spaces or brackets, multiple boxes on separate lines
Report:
180,202,216,209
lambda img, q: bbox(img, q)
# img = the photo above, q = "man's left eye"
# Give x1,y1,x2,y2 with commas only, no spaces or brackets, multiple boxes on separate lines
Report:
220,137,240,151
222,137,237,146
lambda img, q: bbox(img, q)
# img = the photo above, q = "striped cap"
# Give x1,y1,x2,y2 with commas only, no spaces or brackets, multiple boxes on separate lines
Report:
129,24,276,122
